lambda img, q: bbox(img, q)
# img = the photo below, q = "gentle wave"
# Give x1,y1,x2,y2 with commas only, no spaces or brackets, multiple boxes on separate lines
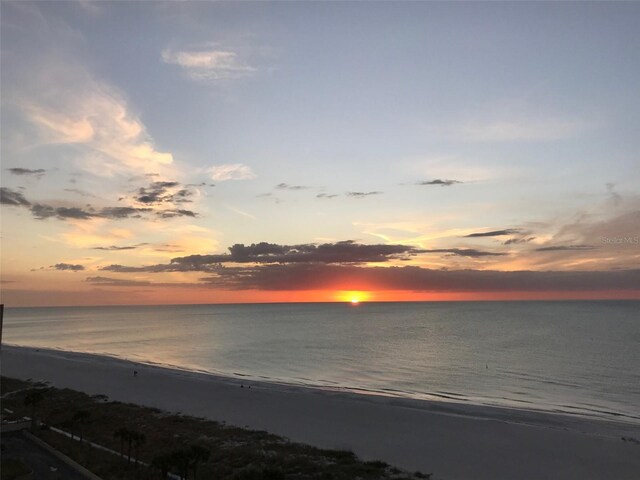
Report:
4,301,639,425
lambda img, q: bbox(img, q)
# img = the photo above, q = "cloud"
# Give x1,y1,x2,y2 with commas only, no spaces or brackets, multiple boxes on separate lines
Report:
4,187,196,222
93,239,638,294
317,193,339,199
199,264,640,293
134,180,195,205
97,241,512,276
7,167,46,177
52,263,85,271
464,229,522,238
179,241,418,265
156,209,198,219
347,191,383,198
209,164,256,181
275,183,311,190
420,248,507,258
135,181,180,203
1,187,31,206
84,276,198,289
504,237,535,245
518,207,640,271
86,276,151,286
92,243,148,251
23,81,174,177
534,245,597,252
162,47,255,81
100,241,423,273
101,263,192,273
31,204,96,220
418,179,461,187
98,206,152,219
1,6,174,179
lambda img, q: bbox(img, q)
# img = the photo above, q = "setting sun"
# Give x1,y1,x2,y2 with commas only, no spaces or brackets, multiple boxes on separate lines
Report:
337,291,371,304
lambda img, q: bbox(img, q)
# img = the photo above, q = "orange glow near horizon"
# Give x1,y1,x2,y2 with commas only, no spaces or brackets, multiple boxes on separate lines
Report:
1,286,639,308
335,290,372,304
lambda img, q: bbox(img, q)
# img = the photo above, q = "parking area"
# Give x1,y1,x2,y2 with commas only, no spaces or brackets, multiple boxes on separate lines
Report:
1,430,90,480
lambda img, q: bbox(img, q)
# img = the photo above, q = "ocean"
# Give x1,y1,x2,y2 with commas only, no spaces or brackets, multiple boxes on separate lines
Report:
3,300,639,425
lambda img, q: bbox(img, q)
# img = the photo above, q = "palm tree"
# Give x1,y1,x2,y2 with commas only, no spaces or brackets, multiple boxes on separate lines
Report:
170,448,191,480
151,452,173,479
131,431,146,466
23,389,45,431
188,444,210,480
126,429,135,464
72,410,91,444
114,427,130,461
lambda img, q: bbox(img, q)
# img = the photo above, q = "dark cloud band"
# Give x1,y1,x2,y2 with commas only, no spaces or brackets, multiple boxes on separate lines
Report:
200,264,640,293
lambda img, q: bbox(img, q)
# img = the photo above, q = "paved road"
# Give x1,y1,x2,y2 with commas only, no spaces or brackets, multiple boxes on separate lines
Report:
1,430,89,480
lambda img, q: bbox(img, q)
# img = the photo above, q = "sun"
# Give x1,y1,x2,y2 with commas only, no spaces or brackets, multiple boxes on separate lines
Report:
337,290,370,304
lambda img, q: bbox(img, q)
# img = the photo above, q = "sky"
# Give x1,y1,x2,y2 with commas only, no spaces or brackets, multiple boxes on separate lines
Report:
1,1,639,307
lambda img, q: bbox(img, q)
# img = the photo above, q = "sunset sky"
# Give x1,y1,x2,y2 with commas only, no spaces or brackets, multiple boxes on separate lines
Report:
1,1,639,307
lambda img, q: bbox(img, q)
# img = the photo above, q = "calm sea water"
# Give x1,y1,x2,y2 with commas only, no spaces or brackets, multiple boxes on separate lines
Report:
3,301,639,424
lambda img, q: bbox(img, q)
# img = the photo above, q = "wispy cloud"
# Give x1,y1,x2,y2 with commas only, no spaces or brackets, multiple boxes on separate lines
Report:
2,187,196,222
225,205,256,220
7,168,46,178
275,183,311,191
1,187,31,206
464,229,522,238
32,204,99,220
418,179,461,187
209,164,256,181
52,263,85,271
347,191,383,198
2,5,174,179
504,237,535,245
86,276,151,286
156,209,198,219
92,243,148,251
420,248,507,258
534,245,597,252
134,180,196,205
162,47,255,81
22,80,174,176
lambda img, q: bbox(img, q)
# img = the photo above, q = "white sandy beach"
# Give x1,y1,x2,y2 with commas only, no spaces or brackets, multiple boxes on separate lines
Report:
2,345,639,480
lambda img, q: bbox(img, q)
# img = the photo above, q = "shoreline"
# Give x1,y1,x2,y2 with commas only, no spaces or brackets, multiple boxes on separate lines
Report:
3,342,638,430
2,345,639,479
